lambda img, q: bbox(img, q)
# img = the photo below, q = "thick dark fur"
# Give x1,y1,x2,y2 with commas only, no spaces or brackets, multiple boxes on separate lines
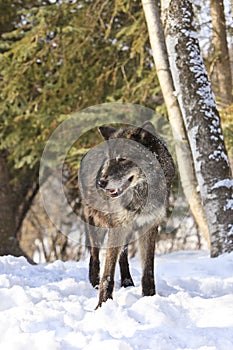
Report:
79,122,175,308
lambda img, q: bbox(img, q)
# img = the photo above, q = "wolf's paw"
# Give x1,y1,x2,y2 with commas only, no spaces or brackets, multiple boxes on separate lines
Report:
142,286,156,297
90,278,100,289
89,273,100,289
121,277,134,288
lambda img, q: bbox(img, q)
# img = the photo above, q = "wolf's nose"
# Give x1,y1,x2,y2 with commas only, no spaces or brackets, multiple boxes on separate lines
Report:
97,179,108,189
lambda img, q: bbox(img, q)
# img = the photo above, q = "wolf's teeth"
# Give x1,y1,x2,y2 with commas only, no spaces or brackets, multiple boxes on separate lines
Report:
109,189,118,195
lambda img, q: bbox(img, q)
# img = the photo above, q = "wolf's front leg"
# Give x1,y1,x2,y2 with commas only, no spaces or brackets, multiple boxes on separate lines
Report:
96,246,121,309
89,246,100,288
119,245,134,288
139,226,157,296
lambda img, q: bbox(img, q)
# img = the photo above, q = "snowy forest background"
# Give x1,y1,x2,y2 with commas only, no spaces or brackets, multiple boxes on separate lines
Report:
0,0,233,263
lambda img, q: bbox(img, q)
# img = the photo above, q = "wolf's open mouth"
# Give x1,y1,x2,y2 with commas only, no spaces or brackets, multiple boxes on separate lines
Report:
107,187,124,198
106,175,134,198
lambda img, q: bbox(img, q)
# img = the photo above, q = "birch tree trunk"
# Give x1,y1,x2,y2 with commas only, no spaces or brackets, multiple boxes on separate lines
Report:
162,0,233,257
210,0,232,108
141,0,210,246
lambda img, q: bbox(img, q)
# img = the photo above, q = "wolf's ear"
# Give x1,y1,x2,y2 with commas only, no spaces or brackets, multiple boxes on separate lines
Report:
140,121,156,136
98,126,116,140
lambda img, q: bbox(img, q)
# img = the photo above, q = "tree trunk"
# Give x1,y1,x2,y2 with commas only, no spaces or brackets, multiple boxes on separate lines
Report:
0,152,35,263
141,0,210,246
210,0,232,108
0,152,17,253
162,0,233,257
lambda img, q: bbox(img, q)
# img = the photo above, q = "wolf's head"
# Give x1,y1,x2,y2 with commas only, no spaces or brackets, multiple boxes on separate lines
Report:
96,122,154,199
96,156,145,199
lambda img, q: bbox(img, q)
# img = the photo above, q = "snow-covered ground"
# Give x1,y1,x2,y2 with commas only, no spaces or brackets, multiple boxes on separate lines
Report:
0,250,233,350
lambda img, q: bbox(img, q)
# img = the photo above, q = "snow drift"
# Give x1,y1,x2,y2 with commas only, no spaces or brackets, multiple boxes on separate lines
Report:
0,250,233,349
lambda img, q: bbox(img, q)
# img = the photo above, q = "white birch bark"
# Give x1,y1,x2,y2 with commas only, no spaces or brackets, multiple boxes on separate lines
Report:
162,0,233,257
141,0,210,246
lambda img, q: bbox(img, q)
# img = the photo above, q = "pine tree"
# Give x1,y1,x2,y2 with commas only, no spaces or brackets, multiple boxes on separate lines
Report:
0,0,161,258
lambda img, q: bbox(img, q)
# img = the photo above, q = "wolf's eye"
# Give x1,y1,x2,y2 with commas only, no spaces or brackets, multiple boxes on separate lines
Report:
116,156,127,162
128,175,134,183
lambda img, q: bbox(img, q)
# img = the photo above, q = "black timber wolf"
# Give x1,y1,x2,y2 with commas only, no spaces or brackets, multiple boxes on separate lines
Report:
79,121,175,308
